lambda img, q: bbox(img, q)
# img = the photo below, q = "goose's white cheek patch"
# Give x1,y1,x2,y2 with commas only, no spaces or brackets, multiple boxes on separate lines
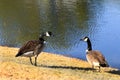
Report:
46,32,50,36
84,38,88,41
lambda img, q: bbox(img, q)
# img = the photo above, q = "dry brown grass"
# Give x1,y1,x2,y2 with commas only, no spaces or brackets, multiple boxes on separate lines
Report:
0,46,120,80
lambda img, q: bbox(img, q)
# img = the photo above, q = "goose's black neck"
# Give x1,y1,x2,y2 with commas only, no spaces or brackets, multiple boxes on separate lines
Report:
86,38,92,51
39,35,45,43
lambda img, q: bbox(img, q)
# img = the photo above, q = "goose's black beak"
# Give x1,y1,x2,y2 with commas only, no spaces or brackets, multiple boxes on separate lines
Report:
80,38,83,41
51,34,54,37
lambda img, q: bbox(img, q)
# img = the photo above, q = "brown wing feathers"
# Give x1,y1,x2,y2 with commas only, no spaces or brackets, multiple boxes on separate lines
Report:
15,40,40,57
88,51,109,67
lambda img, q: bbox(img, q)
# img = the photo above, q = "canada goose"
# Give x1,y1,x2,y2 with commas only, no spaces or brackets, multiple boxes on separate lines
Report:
80,36,109,72
15,31,52,66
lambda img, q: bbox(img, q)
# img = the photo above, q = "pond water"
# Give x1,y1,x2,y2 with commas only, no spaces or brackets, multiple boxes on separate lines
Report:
0,0,120,69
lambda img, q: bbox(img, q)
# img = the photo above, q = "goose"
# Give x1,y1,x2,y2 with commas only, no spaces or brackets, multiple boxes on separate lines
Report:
15,31,52,66
80,36,109,72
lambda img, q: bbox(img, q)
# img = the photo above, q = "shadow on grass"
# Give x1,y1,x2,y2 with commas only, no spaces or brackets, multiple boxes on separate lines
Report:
107,70,120,75
38,65,95,71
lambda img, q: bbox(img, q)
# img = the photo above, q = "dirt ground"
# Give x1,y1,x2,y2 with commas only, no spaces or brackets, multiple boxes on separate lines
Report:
0,46,120,80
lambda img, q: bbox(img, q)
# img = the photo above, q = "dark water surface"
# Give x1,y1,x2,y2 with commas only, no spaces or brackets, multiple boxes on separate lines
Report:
0,0,120,69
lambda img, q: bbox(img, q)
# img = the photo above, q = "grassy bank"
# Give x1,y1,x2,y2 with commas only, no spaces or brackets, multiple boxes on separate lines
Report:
0,46,120,80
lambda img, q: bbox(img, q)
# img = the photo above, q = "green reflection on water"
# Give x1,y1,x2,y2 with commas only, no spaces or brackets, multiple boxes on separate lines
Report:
0,0,101,48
